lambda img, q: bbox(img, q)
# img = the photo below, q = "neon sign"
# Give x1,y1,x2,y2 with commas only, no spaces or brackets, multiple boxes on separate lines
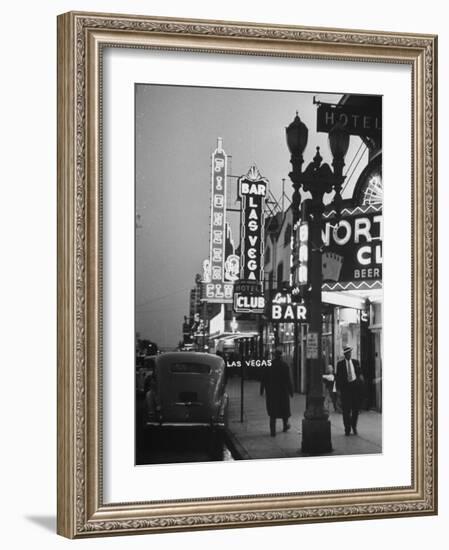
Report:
321,211,382,283
233,165,267,314
202,282,234,301
233,294,265,313
266,290,309,323
201,138,234,303
238,165,268,283
209,139,227,284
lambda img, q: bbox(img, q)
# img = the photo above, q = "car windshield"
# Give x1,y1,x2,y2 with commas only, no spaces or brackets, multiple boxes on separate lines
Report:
170,363,211,374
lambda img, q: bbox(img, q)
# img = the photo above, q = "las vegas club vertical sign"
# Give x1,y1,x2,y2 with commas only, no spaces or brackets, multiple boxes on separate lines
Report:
233,165,268,313
239,165,267,282
201,138,234,303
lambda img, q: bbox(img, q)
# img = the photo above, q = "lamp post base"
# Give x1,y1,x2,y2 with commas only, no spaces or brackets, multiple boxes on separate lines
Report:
301,418,333,455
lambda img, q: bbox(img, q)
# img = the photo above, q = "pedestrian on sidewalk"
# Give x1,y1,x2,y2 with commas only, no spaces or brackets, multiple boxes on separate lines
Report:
335,346,364,436
322,364,338,412
260,348,293,436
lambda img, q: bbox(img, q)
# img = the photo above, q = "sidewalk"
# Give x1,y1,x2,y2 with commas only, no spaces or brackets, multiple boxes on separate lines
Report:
225,376,382,460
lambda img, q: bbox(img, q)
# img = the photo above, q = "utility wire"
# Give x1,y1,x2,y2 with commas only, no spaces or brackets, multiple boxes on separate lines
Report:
136,304,187,314
136,286,191,309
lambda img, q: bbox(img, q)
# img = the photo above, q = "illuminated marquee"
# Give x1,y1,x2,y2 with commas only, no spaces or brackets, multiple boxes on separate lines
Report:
266,291,309,323
202,282,234,302
233,294,265,313
291,219,309,294
201,138,235,303
233,165,268,314
233,280,264,313
210,139,227,284
321,209,382,283
238,164,267,283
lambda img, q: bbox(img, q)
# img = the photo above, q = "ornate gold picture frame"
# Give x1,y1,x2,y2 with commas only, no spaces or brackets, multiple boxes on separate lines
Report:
57,11,437,538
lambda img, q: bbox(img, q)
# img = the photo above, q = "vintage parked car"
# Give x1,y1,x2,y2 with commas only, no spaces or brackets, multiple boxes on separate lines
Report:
144,352,228,429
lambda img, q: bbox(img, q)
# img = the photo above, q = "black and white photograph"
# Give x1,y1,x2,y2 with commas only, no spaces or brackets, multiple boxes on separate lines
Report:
134,84,383,465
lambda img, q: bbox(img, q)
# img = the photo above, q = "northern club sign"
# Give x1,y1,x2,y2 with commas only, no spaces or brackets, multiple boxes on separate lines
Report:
321,206,382,284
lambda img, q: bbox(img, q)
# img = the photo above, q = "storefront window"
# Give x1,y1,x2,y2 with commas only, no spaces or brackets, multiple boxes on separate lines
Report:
334,307,361,363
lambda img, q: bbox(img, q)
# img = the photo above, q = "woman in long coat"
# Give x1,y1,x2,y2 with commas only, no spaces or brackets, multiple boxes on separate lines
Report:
260,349,294,436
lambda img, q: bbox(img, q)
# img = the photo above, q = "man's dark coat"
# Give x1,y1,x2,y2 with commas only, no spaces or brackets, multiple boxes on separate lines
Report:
260,358,293,419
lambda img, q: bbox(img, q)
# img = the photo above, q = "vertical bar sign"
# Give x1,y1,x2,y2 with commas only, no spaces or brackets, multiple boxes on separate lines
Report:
238,165,268,282
209,138,227,285
291,219,309,301
297,220,309,287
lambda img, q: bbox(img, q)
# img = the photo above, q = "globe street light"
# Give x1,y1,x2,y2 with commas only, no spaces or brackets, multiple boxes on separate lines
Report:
286,113,349,454
286,113,309,226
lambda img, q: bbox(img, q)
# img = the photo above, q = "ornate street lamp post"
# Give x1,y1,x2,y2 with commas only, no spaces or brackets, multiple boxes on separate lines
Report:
286,113,349,454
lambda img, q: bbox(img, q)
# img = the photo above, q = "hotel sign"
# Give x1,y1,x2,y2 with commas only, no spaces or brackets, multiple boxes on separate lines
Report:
234,280,262,296
317,103,381,137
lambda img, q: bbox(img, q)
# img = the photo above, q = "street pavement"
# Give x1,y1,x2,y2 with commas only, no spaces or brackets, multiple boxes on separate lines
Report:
225,375,382,460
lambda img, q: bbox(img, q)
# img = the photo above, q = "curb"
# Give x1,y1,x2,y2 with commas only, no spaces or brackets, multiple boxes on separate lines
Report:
224,428,251,460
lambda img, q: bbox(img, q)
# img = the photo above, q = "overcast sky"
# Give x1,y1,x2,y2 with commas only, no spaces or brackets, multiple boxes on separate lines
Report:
135,84,368,348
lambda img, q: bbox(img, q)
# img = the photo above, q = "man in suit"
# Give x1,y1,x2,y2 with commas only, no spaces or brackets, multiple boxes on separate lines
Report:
260,348,294,436
335,346,364,435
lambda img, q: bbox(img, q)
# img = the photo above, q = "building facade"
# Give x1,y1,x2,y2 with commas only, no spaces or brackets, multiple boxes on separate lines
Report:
189,94,383,410
262,94,383,409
